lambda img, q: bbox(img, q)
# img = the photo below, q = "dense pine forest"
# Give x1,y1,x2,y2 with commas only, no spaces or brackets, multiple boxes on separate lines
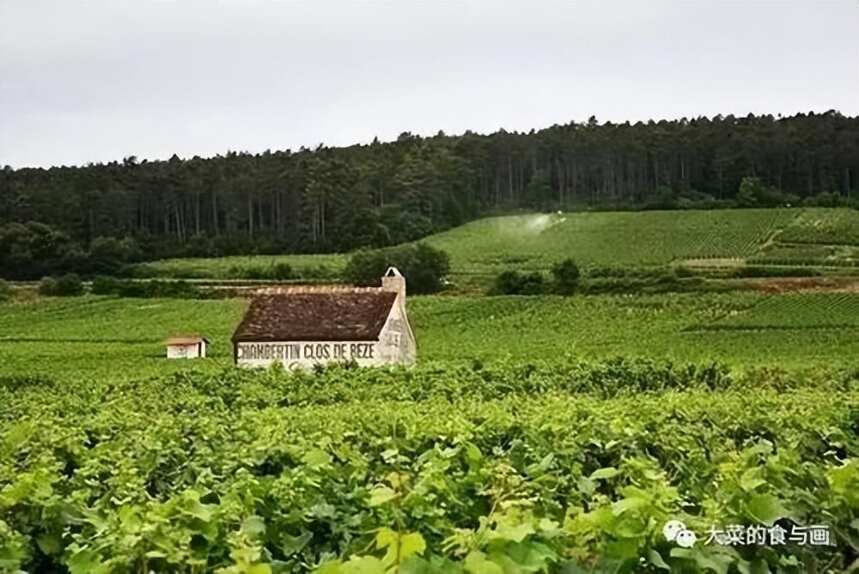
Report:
1,111,858,278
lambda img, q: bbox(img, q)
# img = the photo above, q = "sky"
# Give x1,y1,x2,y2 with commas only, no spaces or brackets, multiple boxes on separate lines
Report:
1,0,857,168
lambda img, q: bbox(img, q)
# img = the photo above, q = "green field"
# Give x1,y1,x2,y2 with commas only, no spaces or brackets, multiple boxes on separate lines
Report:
4,208,859,573
777,208,859,245
1,291,858,382
135,208,859,282
2,356,857,572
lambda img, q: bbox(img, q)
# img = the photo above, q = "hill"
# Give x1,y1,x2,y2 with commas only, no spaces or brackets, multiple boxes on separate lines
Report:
135,207,859,283
3,112,857,267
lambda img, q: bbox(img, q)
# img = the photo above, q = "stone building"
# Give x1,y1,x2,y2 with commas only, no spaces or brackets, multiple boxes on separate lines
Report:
165,336,208,359
231,267,416,368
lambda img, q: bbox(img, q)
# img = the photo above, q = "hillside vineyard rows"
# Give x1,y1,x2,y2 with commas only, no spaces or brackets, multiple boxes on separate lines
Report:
0,292,858,382
136,208,859,281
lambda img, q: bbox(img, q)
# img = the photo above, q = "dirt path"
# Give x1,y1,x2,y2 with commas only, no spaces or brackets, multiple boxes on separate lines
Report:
744,277,859,294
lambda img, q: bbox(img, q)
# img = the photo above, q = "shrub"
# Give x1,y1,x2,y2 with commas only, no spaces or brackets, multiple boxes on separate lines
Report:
0,221,84,280
58,273,83,295
736,176,796,207
491,270,546,295
55,273,84,296
344,243,450,294
0,279,11,301
38,274,83,296
551,258,580,295
226,263,293,281
91,275,122,295
115,279,200,299
298,264,334,280
87,236,139,275
38,276,58,296
241,267,266,280
270,262,293,280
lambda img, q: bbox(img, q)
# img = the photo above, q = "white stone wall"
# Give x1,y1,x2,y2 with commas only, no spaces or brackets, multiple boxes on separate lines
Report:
235,301,416,369
167,343,205,359
235,340,386,369
377,297,416,365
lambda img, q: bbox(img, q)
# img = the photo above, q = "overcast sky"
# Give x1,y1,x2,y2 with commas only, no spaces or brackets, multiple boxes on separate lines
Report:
1,0,857,168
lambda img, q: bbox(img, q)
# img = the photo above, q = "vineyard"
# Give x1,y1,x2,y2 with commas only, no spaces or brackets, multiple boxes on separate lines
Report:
132,208,859,286
696,293,859,331
2,207,859,573
0,292,858,382
425,209,795,274
777,209,859,246
1,363,857,573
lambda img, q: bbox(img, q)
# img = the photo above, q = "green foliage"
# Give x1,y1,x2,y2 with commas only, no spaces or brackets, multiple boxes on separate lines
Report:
550,258,580,294
86,236,140,275
736,177,796,208
90,275,122,295
0,363,857,572
37,276,57,296
38,273,83,296
803,191,859,209
0,279,11,302
489,270,546,295
227,262,294,280
0,222,84,280
525,169,552,207
344,243,450,294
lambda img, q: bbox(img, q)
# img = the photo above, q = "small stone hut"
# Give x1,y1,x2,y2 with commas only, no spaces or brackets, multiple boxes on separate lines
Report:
231,267,416,369
165,336,209,359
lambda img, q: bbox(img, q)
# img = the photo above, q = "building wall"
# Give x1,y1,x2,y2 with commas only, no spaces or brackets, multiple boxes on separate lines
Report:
235,271,416,369
167,343,205,359
235,339,387,369
377,296,416,365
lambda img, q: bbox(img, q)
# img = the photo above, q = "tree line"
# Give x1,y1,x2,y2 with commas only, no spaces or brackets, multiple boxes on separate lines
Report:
1,110,857,279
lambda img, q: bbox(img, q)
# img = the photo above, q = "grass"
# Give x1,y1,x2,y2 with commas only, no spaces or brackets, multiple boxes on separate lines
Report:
1,291,857,381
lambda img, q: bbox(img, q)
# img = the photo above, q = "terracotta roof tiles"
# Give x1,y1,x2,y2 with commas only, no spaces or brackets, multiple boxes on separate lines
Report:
232,291,397,343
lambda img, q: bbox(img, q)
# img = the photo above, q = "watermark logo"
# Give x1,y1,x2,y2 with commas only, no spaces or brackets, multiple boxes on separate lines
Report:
664,520,833,548
663,520,697,548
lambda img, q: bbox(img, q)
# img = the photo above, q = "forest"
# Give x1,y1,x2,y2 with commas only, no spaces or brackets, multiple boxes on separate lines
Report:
1,111,857,278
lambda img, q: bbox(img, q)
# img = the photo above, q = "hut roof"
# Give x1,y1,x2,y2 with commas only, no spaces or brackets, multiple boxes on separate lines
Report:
231,291,397,343
166,336,208,345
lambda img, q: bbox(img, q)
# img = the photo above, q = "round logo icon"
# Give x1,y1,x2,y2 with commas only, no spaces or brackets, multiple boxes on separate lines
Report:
663,520,697,548
663,520,686,542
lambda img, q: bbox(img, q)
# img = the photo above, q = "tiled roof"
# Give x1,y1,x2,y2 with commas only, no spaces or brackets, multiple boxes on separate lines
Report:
232,291,397,342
